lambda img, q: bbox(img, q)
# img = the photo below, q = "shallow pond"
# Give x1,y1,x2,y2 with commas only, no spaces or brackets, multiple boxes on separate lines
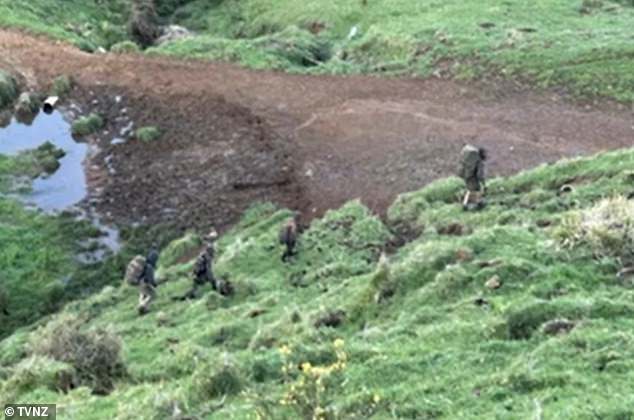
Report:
0,110,87,211
0,109,121,258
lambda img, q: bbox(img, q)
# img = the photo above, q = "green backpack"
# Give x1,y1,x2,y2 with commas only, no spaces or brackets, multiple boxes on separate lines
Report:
459,145,480,181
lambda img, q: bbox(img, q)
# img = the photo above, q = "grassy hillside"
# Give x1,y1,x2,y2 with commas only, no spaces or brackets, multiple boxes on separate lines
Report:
0,148,174,339
1,0,633,101
2,147,634,418
155,0,634,101
0,0,127,50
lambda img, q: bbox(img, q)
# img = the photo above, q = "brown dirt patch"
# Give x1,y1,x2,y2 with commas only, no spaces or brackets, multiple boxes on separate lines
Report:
1,30,632,232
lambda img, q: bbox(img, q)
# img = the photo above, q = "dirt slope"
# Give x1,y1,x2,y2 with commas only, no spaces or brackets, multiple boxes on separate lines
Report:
1,30,632,230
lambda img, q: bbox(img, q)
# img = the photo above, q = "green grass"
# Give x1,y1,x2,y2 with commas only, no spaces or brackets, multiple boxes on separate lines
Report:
150,0,634,102
0,148,184,340
0,70,18,110
71,113,104,137
50,75,73,97
110,40,141,54
135,126,161,142
0,0,127,49
1,0,632,102
2,146,634,418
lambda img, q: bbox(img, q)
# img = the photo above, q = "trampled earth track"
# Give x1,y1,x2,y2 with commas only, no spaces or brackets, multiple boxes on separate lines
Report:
1,30,632,231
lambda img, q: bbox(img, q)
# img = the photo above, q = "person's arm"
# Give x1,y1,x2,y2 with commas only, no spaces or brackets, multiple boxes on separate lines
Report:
477,162,487,191
147,266,157,287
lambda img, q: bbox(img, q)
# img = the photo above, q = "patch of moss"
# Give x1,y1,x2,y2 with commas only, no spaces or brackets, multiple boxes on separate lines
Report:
51,75,73,97
0,71,18,110
71,113,103,136
110,40,141,54
135,126,161,142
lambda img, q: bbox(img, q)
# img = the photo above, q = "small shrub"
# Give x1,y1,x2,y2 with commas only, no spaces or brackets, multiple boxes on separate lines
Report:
0,71,18,109
30,314,126,394
255,26,332,68
192,356,243,399
135,126,161,142
128,0,161,48
14,92,41,115
276,339,350,420
580,0,604,13
249,352,283,383
110,41,141,54
75,38,98,53
71,113,104,136
51,75,73,97
0,356,75,406
554,196,634,261
504,299,634,340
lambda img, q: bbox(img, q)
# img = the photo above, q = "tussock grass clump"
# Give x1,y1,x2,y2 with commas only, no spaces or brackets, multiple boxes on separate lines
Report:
191,357,243,399
0,70,18,109
51,75,73,97
30,314,126,394
71,113,103,136
110,40,141,54
504,298,634,339
0,355,74,406
14,92,41,115
388,177,463,225
255,26,332,68
555,196,634,261
135,126,161,142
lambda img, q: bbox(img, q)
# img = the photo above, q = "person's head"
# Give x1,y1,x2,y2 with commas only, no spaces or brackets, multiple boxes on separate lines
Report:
205,228,218,243
478,147,488,161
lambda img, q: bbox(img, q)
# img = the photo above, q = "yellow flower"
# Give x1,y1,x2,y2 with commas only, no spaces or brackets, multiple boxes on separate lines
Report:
279,345,292,355
334,338,345,348
373,394,381,404
301,362,312,373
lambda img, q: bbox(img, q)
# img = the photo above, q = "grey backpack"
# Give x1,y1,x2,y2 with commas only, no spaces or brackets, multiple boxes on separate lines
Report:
125,255,146,286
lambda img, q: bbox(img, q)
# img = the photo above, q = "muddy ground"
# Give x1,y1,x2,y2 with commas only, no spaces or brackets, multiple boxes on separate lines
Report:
1,30,632,232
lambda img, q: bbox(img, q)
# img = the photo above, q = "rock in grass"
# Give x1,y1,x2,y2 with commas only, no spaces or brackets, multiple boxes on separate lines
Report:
71,113,104,136
314,309,346,328
0,71,19,110
135,126,161,142
541,318,576,336
155,25,193,46
486,275,501,290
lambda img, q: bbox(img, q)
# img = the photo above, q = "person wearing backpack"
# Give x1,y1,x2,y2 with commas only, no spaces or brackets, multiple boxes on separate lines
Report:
137,247,159,315
279,212,301,262
125,245,160,315
458,144,488,211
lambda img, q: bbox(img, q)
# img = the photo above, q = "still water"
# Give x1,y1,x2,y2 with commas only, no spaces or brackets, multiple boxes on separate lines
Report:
0,110,87,211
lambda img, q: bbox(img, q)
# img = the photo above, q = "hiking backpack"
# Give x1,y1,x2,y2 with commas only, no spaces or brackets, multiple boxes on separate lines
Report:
125,255,146,286
458,145,481,181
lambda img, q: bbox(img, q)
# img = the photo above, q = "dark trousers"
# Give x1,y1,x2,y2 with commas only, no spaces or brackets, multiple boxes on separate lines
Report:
182,273,216,299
